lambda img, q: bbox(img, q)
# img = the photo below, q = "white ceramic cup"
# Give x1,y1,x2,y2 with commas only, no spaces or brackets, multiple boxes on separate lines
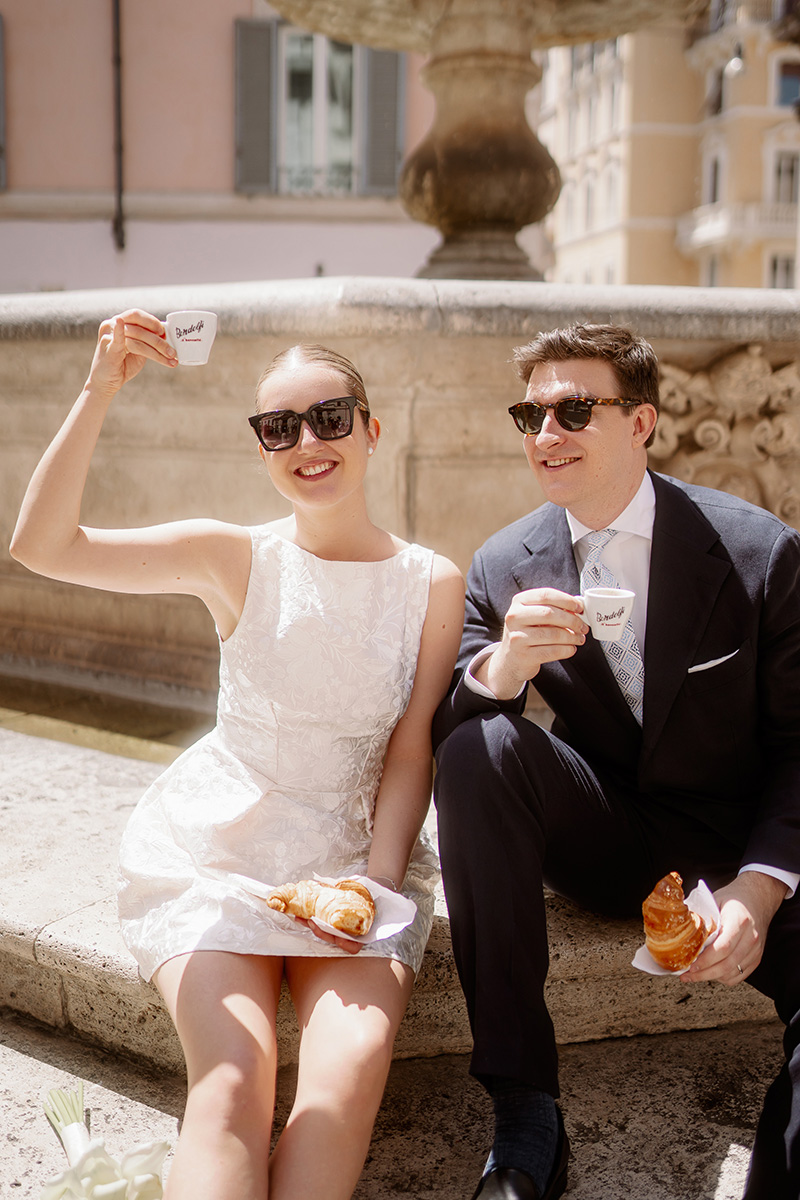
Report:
582,587,635,642
165,310,218,366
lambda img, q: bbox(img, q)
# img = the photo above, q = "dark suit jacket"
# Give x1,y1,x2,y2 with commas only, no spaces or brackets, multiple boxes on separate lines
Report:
433,472,800,875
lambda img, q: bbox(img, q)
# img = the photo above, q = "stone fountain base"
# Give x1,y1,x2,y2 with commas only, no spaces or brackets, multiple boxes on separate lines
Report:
416,229,544,281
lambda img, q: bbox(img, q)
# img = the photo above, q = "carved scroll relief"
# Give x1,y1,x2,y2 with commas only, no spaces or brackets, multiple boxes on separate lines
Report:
649,345,800,531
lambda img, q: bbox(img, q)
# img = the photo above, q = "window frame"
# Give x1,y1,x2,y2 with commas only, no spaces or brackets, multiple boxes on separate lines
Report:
772,54,800,108
767,251,796,288
275,27,358,196
234,18,403,198
773,149,800,204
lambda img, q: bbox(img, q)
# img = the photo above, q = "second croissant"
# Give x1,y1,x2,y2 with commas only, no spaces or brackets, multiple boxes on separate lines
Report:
642,871,715,971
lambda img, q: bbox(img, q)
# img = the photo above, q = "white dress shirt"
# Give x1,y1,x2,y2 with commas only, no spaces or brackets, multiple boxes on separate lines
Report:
464,472,798,899
567,473,655,651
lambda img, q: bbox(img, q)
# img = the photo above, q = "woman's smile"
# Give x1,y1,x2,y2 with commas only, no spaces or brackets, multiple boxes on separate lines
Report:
295,459,337,479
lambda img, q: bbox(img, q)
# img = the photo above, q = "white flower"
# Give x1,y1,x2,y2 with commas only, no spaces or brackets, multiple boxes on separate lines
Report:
41,1084,170,1200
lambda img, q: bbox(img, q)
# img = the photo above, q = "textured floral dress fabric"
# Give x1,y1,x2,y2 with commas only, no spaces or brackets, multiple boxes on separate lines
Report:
118,528,438,981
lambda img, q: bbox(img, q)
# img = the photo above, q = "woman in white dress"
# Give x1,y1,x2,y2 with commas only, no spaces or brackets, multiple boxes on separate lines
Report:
11,309,464,1200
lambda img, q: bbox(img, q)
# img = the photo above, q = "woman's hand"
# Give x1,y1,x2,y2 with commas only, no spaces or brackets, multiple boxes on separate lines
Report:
293,915,363,955
87,309,177,401
11,303,249,627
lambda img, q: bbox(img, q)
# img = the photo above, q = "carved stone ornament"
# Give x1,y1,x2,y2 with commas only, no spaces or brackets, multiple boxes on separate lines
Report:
649,345,800,530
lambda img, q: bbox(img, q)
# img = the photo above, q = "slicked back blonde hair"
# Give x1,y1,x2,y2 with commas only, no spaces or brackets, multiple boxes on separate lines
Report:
255,344,370,426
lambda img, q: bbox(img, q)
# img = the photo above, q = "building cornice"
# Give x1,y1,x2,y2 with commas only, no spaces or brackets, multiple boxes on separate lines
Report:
698,105,800,124
556,217,679,249
626,122,704,137
0,191,412,223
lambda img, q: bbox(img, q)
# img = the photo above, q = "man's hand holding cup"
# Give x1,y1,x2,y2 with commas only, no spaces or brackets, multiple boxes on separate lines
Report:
476,588,588,700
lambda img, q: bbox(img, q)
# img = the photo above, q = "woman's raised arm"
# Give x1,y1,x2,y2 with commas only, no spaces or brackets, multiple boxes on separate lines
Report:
10,310,251,638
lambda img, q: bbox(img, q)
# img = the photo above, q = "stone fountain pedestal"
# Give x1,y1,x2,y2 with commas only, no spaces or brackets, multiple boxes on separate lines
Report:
266,0,708,279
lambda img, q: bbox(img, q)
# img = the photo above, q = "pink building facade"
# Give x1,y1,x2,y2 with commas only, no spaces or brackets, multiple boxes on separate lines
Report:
0,0,441,292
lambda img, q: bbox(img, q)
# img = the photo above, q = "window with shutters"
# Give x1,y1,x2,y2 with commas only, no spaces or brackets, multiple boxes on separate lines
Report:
769,253,795,288
776,60,800,106
773,150,799,203
235,19,403,197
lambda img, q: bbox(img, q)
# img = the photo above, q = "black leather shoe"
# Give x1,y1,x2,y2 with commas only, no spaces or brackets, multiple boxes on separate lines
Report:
470,1107,570,1200
471,1167,541,1200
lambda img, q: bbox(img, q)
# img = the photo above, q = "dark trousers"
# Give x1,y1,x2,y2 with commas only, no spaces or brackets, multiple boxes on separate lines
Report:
434,711,800,1200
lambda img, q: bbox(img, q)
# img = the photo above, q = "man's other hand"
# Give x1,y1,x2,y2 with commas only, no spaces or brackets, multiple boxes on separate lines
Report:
682,871,788,986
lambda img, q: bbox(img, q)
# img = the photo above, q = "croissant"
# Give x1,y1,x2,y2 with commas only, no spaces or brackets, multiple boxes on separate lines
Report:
642,871,715,971
266,878,376,937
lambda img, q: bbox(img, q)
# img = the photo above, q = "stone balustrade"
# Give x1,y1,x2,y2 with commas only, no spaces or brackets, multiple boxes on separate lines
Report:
676,201,799,253
2,277,799,704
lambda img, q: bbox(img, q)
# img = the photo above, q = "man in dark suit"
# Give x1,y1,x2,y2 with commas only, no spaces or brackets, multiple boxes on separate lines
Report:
432,324,800,1200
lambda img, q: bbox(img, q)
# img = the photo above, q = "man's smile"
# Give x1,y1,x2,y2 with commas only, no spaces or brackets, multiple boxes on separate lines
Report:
540,456,580,469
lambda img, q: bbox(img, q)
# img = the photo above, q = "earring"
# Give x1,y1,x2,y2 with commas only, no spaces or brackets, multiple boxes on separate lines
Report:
368,448,374,455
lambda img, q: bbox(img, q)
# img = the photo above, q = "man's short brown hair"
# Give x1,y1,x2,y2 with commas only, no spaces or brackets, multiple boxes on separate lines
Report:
512,323,660,418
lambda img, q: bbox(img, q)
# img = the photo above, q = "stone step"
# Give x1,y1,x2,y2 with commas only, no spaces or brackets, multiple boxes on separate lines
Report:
0,727,776,1081
2,1007,783,1199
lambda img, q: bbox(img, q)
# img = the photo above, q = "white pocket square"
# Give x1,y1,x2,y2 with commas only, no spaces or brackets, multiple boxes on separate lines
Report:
687,650,739,675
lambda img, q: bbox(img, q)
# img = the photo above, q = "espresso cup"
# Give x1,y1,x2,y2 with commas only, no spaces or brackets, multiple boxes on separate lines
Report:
582,587,635,642
165,310,218,366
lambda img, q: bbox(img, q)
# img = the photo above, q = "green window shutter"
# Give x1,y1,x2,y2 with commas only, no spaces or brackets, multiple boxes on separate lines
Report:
360,49,403,195
0,16,6,191
235,19,275,192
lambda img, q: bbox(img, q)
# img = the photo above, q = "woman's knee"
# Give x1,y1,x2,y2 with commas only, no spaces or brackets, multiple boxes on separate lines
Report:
188,1052,274,1132
348,1013,395,1079
299,1003,396,1109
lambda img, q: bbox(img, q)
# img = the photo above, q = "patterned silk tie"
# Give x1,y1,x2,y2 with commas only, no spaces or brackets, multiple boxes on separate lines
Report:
579,527,645,725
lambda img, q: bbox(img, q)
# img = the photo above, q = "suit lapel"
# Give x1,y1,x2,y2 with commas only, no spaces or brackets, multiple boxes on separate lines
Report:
511,506,638,728
642,474,732,756
514,506,577,595
508,478,733,745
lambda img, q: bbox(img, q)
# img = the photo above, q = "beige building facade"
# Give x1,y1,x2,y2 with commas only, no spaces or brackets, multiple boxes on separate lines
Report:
536,1,800,289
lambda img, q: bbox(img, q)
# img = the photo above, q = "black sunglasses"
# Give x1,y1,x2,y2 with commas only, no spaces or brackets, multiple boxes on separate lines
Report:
248,396,369,452
508,395,641,435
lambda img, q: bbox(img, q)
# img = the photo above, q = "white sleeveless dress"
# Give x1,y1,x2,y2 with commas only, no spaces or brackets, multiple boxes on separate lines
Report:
118,527,439,981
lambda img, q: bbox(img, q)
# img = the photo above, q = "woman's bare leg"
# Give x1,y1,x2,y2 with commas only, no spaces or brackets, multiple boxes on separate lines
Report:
155,950,284,1200
269,954,414,1200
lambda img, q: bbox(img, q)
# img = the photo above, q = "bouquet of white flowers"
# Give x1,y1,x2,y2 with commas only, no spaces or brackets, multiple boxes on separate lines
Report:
40,1082,170,1200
